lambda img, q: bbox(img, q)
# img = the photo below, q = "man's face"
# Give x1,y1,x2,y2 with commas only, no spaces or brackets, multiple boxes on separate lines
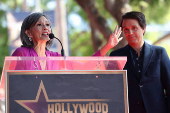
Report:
122,19,145,47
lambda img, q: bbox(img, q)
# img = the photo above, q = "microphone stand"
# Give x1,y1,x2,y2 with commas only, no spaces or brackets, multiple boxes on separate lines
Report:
49,33,66,70
49,33,65,57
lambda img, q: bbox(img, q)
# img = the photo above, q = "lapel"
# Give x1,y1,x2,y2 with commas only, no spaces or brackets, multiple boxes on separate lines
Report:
124,42,153,81
142,42,153,78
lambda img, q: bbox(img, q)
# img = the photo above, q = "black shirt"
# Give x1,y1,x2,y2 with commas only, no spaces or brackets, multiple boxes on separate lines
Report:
129,43,145,80
129,43,146,113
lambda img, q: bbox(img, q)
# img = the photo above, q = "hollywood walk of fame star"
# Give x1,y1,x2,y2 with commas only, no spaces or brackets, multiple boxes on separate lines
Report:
15,80,49,113
15,80,109,113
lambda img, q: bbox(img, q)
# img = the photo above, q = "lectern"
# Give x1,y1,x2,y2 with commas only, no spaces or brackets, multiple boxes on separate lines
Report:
0,56,127,113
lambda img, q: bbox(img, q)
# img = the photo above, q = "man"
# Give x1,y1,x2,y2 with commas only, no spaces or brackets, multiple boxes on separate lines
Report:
109,11,170,113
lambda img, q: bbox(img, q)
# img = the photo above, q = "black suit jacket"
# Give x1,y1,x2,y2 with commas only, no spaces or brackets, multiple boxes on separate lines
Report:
109,42,170,113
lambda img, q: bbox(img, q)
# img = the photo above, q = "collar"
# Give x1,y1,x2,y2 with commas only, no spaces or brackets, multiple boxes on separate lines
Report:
128,42,145,56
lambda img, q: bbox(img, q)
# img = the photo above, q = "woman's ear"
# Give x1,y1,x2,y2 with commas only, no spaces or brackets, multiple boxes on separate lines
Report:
25,30,32,37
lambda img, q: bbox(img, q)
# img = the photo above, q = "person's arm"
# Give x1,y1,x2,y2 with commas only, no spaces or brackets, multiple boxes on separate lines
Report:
99,26,123,56
10,47,27,70
160,48,170,112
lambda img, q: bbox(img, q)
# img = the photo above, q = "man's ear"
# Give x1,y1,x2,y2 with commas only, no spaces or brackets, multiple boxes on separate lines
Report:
143,27,146,35
25,30,32,37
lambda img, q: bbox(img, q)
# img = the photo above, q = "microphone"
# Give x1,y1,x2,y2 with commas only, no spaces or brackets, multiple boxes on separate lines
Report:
49,33,65,57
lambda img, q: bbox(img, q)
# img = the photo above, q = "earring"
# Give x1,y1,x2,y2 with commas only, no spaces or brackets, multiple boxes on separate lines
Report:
29,37,32,41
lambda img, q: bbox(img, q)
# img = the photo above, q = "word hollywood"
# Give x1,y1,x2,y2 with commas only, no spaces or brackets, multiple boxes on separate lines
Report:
48,102,108,113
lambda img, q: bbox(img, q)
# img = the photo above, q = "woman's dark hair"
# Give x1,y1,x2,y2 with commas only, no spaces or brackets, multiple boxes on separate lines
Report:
20,12,53,49
120,11,146,29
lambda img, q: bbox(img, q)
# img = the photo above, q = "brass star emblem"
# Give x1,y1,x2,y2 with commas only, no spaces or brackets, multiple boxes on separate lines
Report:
15,80,109,113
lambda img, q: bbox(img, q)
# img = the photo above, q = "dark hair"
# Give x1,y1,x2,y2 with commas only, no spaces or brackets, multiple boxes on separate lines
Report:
20,12,53,49
120,11,146,29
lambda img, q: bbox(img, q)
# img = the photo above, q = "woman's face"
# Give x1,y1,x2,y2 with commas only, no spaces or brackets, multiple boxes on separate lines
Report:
26,16,51,44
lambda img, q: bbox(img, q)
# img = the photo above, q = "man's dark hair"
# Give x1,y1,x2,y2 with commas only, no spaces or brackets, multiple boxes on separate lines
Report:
20,12,53,49
120,11,146,29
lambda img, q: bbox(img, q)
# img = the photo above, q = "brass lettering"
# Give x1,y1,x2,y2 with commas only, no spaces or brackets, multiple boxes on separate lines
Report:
62,103,67,113
89,102,94,113
79,104,88,113
48,104,54,113
47,102,108,113
55,103,61,113
72,104,78,113
67,103,73,113
102,103,108,113
96,103,101,113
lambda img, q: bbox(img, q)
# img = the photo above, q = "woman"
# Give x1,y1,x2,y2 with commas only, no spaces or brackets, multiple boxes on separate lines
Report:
12,12,122,70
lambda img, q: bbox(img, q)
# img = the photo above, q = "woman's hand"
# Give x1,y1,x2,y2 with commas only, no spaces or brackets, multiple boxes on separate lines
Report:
99,25,123,56
107,25,123,49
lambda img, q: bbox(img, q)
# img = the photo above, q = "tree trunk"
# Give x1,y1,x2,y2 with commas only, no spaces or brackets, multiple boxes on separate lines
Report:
104,0,131,49
90,21,102,52
55,0,69,56
14,0,17,10
21,0,30,11
75,0,112,50
75,0,131,51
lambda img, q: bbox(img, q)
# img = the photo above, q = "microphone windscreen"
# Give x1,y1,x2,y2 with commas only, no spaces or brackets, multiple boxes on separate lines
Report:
49,33,55,39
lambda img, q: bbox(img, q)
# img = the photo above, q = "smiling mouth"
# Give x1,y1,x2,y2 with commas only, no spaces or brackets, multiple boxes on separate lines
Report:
42,33,49,36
